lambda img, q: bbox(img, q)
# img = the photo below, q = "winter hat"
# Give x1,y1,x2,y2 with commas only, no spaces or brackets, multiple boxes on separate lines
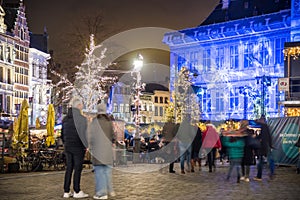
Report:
97,103,107,114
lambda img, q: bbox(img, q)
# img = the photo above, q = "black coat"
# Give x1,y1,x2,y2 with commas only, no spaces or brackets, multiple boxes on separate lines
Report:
192,127,202,153
243,136,256,165
256,121,272,156
61,108,87,153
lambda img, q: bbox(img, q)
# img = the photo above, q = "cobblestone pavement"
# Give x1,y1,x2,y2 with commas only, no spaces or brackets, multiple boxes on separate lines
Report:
0,161,300,200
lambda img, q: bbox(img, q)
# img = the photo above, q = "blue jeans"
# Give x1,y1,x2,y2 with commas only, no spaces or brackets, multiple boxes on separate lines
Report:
268,151,275,176
256,155,264,178
93,165,113,196
179,143,191,171
227,158,242,179
64,150,85,193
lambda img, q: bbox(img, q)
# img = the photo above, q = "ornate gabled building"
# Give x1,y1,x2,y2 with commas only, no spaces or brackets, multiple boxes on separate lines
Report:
0,0,29,116
163,0,299,120
29,29,52,126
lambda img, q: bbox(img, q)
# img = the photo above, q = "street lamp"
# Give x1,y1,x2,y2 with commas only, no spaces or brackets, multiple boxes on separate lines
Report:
132,54,143,163
255,75,271,117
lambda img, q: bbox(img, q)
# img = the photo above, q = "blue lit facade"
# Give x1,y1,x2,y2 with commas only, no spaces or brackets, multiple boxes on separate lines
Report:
163,0,300,121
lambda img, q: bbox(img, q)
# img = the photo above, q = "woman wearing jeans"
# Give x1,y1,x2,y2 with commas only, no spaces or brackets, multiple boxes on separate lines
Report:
89,103,116,200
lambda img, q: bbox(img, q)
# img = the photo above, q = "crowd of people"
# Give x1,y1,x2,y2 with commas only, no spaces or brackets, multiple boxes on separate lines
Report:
60,95,298,199
159,116,275,184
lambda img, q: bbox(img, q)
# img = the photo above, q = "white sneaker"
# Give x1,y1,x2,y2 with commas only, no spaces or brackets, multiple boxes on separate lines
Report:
63,192,73,198
73,191,89,198
240,176,245,181
93,195,108,199
245,178,250,182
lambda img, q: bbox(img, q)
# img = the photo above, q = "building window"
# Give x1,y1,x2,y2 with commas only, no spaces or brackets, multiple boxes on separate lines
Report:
6,96,11,113
159,106,163,116
190,51,198,71
20,28,24,40
155,96,158,103
200,90,211,113
244,43,254,68
216,47,224,69
160,97,163,103
230,45,238,69
203,49,211,71
216,92,224,112
113,103,118,112
255,39,270,67
0,67,3,82
178,53,186,68
164,97,168,104
7,69,11,84
154,106,158,116
275,38,286,65
0,45,3,60
119,103,124,113
6,46,11,63
229,88,239,110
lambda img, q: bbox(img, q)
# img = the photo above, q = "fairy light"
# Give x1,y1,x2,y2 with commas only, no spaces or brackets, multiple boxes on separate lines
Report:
284,46,300,60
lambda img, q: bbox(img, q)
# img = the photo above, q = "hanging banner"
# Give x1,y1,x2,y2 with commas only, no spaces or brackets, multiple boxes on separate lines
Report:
268,117,300,165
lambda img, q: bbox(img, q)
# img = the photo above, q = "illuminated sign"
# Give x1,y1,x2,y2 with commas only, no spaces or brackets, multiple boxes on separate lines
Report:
278,78,289,91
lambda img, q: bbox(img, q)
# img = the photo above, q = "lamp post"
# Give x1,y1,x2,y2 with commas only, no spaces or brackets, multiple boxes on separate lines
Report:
132,54,143,163
255,75,271,117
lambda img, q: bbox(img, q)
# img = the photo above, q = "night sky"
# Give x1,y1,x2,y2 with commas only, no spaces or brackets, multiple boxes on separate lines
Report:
24,0,218,54
23,0,219,83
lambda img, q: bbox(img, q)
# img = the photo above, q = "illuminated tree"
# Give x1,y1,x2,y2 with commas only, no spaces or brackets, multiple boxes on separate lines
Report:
52,34,117,113
174,67,201,123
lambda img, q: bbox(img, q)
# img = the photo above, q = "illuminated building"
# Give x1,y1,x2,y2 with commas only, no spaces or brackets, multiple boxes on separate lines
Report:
0,1,53,124
163,0,300,120
0,1,30,116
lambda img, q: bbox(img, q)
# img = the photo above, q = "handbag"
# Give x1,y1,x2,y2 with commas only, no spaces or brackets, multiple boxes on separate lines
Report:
295,136,300,147
247,135,261,149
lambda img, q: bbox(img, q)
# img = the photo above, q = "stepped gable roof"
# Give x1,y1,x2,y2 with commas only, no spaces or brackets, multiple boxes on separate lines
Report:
2,1,19,34
144,83,169,94
200,0,291,26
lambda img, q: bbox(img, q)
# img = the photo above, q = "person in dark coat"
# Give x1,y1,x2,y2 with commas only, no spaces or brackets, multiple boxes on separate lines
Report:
191,122,202,172
240,129,256,182
254,116,273,181
161,117,178,173
61,97,89,198
89,103,115,199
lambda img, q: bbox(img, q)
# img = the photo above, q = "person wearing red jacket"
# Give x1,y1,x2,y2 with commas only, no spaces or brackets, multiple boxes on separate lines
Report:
202,121,222,172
